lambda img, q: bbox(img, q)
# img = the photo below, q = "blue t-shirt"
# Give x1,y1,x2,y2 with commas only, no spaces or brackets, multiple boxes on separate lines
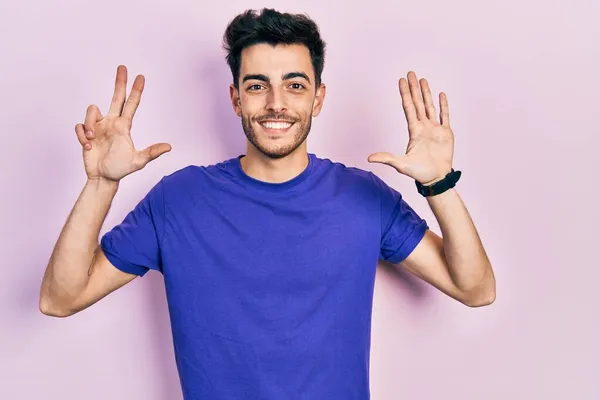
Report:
101,152,428,400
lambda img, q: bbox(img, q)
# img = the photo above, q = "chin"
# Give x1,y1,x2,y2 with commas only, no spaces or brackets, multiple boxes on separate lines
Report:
255,143,299,159
252,135,305,159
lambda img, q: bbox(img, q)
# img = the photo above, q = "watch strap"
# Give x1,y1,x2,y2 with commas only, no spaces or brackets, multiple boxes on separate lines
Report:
415,169,462,197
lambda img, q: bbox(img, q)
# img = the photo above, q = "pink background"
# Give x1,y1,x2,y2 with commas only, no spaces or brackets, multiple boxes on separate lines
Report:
1,0,599,399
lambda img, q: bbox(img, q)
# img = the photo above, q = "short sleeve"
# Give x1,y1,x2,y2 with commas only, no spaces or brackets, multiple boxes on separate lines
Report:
100,178,166,276
370,173,429,263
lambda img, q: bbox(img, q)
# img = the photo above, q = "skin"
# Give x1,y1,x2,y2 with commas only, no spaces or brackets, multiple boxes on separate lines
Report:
368,72,496,305
39,66,168,317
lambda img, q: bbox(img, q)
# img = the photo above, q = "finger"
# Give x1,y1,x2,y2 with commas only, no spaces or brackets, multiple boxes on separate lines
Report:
75,123,92,150
121,74,145,120
84,105,103,139
407,71,426,121
132,143,172,169
419,78,438,123
399,78,418,125
439,92,450,127
367,152,410,175
108,65,127,116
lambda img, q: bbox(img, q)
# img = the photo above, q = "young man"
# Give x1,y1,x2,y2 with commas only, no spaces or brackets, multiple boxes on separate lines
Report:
39,8,495,400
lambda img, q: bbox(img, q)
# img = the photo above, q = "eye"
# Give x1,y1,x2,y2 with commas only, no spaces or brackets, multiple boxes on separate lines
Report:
247,84,263,91
290,83,305,90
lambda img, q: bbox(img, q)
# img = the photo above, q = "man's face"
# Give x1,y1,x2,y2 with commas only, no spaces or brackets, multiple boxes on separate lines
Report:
230,43,326,159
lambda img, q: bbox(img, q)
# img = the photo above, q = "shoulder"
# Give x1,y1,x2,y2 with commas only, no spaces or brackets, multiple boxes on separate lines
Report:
313,154,390,199
314,154,377,186
161,157,238,190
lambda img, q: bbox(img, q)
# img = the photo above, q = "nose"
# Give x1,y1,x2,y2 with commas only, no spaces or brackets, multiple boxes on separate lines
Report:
266,87,287,113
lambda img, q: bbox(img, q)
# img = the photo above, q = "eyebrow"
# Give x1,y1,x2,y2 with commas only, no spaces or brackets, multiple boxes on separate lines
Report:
242,71,311,85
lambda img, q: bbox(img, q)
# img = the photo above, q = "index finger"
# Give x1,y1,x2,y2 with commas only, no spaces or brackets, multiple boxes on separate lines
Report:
107,65,127,116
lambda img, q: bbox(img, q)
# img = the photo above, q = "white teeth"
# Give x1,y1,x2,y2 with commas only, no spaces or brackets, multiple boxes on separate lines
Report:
261,121,293,130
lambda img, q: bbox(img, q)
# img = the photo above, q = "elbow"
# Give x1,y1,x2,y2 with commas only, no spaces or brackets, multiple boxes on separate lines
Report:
461,271,496,308
463,289,496,308
39,296,75,318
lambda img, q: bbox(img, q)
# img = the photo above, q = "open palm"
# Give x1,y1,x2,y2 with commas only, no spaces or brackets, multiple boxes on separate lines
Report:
368,71,454,186
75,65,171,182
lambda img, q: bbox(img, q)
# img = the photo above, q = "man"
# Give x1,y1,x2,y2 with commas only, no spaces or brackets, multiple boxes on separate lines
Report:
39,8,495,400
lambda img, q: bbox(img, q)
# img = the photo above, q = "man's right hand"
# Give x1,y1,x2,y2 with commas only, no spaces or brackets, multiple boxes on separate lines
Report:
75,65,172,182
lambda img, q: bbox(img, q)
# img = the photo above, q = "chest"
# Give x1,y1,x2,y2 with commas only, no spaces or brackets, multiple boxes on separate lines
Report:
161,189,382,340
163,189,379,288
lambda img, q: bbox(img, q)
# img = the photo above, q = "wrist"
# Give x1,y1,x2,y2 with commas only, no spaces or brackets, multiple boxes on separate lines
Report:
420,168,453,187
415,168,461,197
86,176,119,193
426,186,456,203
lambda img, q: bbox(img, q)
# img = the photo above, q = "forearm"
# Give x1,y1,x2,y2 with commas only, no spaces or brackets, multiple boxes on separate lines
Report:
40,178,119,311
426,188,493,293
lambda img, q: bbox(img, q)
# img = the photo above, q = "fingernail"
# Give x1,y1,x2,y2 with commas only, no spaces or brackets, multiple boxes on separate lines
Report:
85,131,93,139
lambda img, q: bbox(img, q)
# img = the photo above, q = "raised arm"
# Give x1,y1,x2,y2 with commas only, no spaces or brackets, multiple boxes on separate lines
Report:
369,71,495,307
39,65,171,317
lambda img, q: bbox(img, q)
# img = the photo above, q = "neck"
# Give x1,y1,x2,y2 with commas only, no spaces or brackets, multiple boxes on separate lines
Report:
240,144,309,184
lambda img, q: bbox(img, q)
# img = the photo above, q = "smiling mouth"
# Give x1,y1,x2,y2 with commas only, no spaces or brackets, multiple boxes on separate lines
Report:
258,120,295,132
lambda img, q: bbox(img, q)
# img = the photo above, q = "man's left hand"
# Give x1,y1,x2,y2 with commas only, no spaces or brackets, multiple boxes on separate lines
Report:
368,71,454,186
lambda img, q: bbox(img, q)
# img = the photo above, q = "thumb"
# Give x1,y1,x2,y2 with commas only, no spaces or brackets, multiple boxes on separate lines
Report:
367,152,411,175
134,143,172,169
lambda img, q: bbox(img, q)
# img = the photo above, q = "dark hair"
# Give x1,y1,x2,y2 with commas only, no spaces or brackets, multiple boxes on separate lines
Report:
223,8,326,89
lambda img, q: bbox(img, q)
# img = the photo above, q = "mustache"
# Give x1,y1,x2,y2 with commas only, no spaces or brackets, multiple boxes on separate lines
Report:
254,113,298,123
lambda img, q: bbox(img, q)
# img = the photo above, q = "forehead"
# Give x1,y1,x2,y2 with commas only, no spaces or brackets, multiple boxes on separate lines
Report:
240,43,313,80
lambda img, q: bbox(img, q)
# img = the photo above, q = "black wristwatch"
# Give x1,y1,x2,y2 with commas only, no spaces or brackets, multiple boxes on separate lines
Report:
415,169,462,197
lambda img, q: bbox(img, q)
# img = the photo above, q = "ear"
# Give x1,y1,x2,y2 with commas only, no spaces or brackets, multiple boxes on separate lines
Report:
311,83,327,117
229,84,242,117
